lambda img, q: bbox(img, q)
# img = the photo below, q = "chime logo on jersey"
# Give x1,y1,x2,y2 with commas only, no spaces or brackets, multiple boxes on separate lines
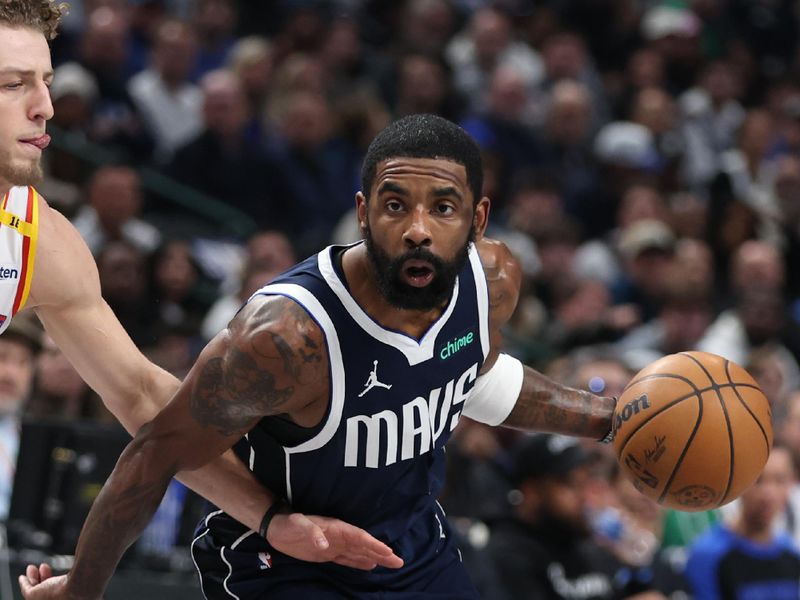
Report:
344,362,479,468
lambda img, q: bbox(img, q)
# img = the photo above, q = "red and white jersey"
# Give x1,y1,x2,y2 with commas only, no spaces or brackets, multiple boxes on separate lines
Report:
0,186,39,334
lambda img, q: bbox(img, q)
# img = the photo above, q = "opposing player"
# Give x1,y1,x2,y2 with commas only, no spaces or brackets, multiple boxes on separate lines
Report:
20,114,617,599
2,0,402,578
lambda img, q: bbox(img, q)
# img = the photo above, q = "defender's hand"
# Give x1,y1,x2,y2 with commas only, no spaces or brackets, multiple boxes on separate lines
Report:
267,513,404,570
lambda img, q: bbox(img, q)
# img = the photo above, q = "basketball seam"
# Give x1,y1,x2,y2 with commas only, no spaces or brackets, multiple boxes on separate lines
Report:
724,360,771,456
658,393,704,504
680,352,717,387
617,389,699,457
717,360,735,507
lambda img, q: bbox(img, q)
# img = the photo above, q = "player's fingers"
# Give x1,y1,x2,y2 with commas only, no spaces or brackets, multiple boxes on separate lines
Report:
39,563,52,580
19,575,32,595
288,513,330,550
372,551,404,569
25,565,39,585
331,554,378,571
342,526,394,555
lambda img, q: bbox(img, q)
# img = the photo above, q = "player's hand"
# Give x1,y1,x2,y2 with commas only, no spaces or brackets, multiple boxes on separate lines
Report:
18,567,76,600
267,513,404,570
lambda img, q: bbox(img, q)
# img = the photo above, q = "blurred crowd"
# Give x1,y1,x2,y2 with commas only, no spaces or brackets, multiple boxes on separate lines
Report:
2,0,800,597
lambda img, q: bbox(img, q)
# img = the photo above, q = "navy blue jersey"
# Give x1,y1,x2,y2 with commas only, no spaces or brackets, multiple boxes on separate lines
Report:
192,242,490,598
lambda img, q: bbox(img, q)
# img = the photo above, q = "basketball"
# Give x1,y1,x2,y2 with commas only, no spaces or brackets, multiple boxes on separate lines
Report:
612,351,772,511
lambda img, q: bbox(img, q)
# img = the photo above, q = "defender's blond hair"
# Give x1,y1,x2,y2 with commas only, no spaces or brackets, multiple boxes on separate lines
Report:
0,0,68,40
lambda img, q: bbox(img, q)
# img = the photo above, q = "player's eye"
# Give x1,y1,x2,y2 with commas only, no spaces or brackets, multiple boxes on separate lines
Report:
434,203,455,216
386,200,404,212
3,82,23,90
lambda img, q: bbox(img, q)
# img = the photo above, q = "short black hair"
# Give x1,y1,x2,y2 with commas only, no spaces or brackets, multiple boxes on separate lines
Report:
361,114,483,204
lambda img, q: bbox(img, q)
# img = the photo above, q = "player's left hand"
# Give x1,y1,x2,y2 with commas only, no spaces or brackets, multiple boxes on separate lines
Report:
18,565,75,600
268,512,404,570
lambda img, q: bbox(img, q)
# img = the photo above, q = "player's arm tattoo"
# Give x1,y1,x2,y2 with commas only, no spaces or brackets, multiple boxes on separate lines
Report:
188,296,325,435
502,365,616,440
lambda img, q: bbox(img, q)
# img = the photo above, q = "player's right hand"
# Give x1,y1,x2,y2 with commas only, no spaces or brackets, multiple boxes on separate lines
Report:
18,566,75,600
267,513,404,570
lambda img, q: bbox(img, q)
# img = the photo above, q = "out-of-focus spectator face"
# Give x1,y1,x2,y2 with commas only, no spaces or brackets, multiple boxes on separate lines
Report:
670,192,707,239
507,185,563,238
402,0,455,56
154,240,197,302
659,276,713,353
738,287,785,346
617,184,667,229
195,0,236,40
543,33,586,81
278,92,331,152
88,166,142,235
747,347,786,410
36,335,87,400
0,336,34,416
779,393,800,468
701,61,740,106
673,238,714,291
247,230,296,273
98,242,148,304
632,87,676,135
738,109,774,159
774,155,800,223
398,55,448,116
555,280,611,330
545,80,592,147
538,467,592,534
201,70,249,138
229,37,274,108
486,66,528,121
730,240,785,293
471,9,512,68
271,54,327,97
739,447,794,533
81,7,129,73
574,359,631,399
153,21,197,86
321,19,362,74
627,48,665,90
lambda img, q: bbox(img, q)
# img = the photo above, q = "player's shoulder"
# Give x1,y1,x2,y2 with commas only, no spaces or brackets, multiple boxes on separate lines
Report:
475,237,521,325
232,292,325,347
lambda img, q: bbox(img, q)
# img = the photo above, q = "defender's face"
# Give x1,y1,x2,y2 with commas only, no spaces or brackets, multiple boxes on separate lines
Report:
0,26,54,191
357,157,489,310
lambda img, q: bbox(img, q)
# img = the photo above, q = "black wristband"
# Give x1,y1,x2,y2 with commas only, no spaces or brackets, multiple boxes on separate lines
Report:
259,499,287,539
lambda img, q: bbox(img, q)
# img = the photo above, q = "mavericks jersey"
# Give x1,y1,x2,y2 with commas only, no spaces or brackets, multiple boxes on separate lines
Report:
209,241,491,589
0,187,38,334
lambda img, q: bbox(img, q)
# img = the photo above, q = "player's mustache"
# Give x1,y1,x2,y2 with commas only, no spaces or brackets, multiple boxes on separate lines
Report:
393,248,444,269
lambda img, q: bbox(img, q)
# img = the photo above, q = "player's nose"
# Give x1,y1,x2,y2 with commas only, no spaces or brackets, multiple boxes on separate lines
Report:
402,207,432,248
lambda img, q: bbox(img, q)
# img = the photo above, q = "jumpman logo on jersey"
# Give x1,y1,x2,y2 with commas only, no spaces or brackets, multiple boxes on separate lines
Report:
358,360,392,397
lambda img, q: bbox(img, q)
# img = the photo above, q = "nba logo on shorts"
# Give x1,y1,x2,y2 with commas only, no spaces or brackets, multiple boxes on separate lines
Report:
258,551,272,569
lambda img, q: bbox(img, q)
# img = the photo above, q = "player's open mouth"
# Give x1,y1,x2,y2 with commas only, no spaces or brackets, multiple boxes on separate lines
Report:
402,260,434,287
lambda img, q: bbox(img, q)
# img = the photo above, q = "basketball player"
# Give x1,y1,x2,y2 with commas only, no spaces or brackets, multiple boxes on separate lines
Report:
21,114,617,599
3,0,401,578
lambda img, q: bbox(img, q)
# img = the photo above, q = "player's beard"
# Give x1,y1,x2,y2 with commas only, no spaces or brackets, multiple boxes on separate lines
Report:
363,221,473,311
0,146,43,188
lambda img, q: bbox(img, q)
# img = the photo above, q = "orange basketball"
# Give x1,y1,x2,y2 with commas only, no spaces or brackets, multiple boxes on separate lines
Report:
613,351,773,511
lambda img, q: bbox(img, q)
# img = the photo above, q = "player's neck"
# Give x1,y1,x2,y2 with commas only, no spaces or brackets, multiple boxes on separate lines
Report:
342,244,447,339
0,180,11,198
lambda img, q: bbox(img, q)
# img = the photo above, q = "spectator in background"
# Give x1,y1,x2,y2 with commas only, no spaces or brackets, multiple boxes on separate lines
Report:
28,334,106,423
227,36,274,118
0,315,41,520
127,19,203,162
78,6,154,161
191,0,237,80
446,7,544,115
167,69,290,230
686,445,800,599
72,165,161,257
393,54,463,123
485,434,638,600
397,0,456,57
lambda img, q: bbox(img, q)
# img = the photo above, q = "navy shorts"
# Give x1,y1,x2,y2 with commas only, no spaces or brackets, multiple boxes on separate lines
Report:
190,510,480,599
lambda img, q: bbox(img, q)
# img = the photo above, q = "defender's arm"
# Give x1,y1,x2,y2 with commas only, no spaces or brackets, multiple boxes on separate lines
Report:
58,295,329,599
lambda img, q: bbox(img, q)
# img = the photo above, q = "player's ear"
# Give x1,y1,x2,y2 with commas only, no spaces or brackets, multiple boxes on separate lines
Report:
472,197,490,241
356,192,368,229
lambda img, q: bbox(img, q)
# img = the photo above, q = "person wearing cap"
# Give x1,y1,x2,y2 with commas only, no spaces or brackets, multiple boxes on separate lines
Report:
0,314,41,520
485,433,638,600
0,0,399,579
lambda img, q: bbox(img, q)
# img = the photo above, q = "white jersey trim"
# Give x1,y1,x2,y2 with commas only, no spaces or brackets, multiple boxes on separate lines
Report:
468,245,491,361
317,243,462,367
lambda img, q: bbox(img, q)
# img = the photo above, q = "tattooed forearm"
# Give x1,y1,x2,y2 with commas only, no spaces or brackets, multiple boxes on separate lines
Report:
502,365,615,439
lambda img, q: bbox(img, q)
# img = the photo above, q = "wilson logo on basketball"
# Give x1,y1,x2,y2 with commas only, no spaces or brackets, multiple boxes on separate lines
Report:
615,393,651,430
